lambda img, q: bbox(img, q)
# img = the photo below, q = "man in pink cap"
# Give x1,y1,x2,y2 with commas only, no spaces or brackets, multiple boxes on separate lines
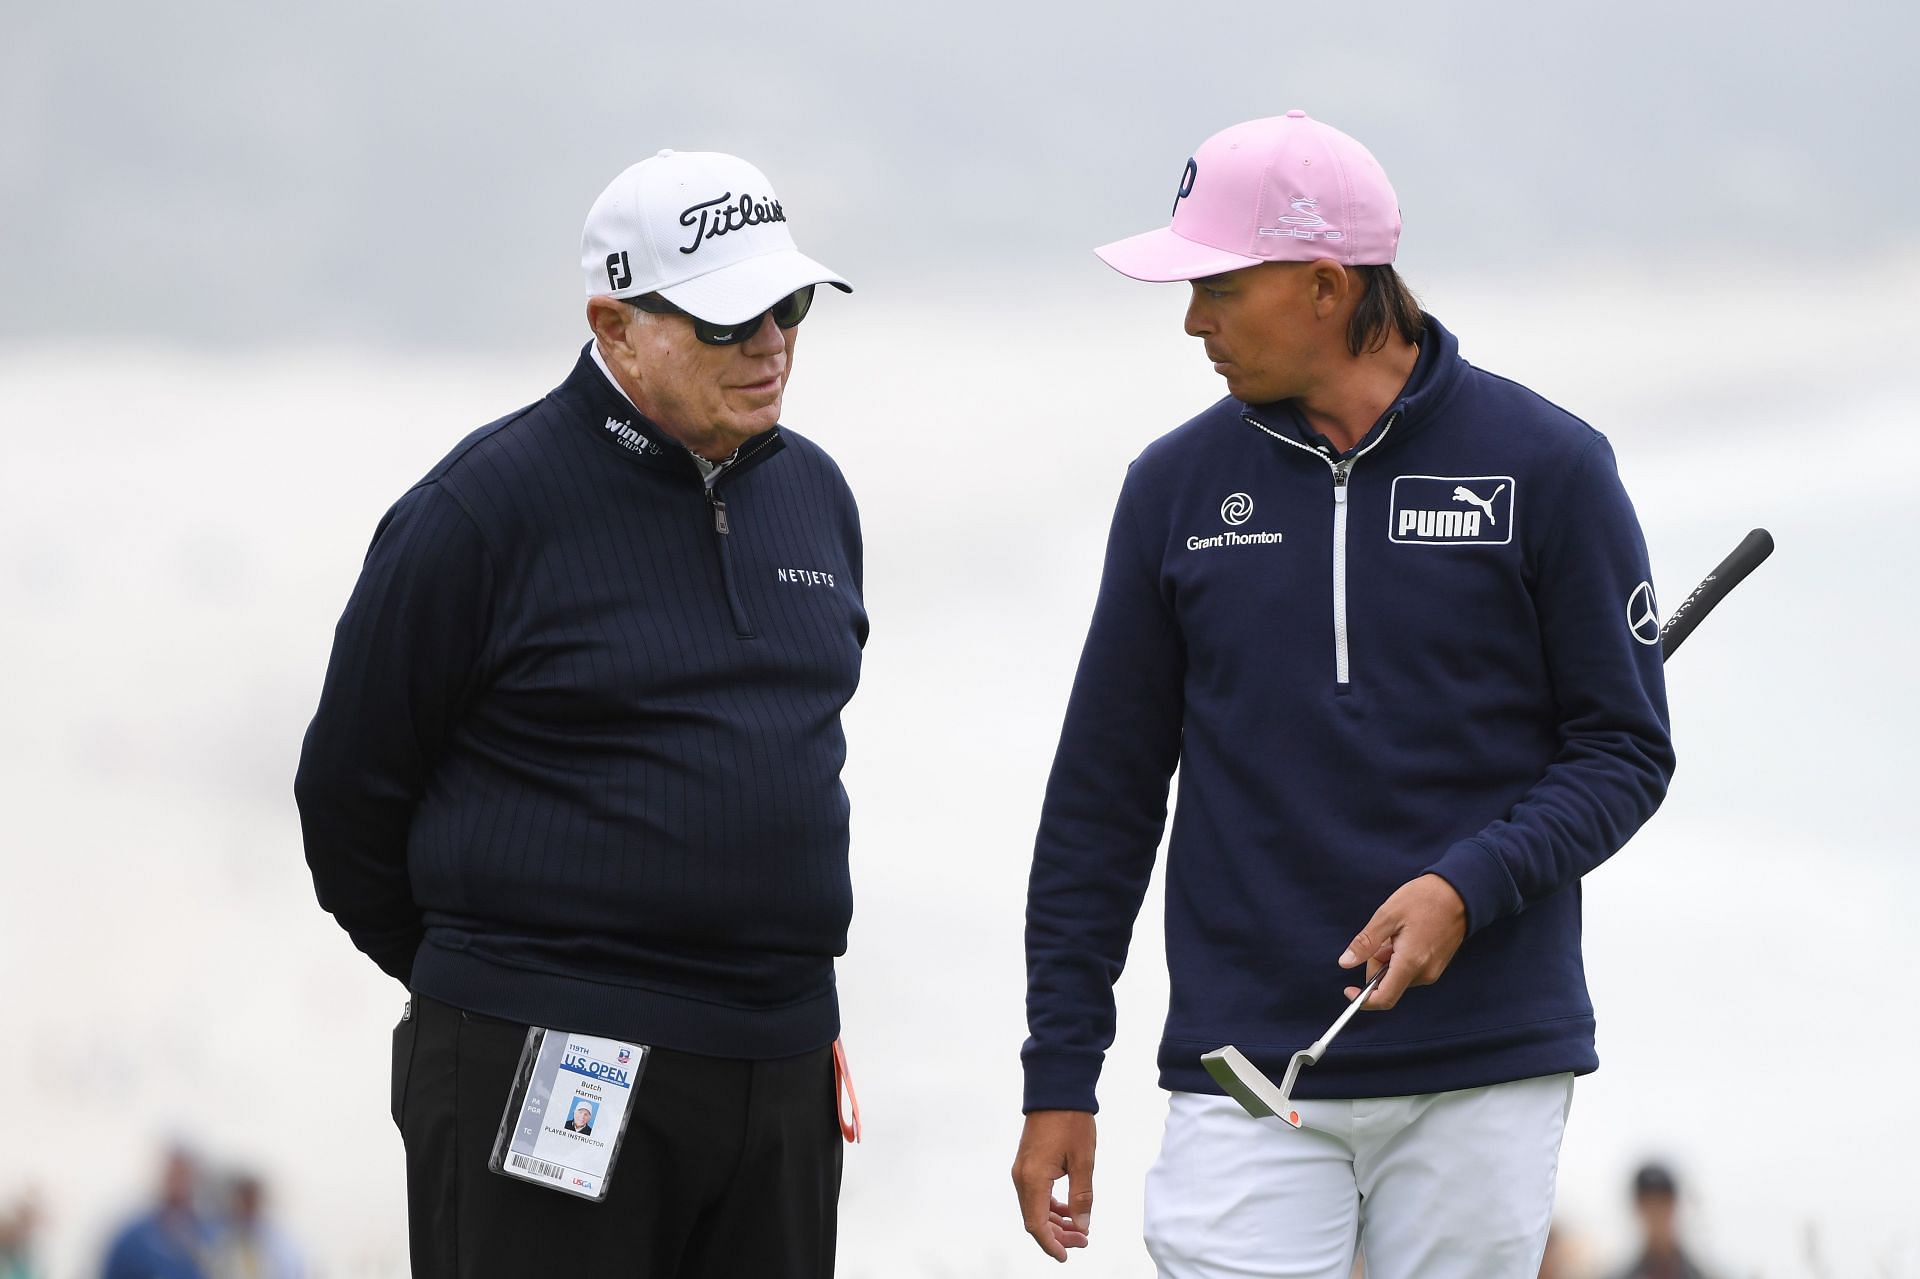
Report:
1013,112,1673,1277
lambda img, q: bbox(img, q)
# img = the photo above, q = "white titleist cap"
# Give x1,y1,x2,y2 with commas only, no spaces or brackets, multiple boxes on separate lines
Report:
581,149,851,325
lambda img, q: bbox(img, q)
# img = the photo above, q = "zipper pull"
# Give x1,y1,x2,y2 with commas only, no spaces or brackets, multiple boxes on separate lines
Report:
1333,460,1353,489
708,493,730,534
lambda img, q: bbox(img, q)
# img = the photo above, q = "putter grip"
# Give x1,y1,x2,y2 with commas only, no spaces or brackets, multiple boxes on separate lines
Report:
1660,528,1773,659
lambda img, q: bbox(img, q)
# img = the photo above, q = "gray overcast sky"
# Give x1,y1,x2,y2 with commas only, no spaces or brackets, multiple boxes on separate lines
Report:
4,0,1913,350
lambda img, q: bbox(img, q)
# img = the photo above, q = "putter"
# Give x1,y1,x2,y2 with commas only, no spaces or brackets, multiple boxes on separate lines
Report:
1200,968,1385,1128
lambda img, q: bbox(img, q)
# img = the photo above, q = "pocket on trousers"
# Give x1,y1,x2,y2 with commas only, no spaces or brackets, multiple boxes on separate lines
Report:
390,998,418,1130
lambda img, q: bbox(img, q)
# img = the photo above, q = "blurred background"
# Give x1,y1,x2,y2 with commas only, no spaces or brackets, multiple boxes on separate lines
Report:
4,1,1917,1275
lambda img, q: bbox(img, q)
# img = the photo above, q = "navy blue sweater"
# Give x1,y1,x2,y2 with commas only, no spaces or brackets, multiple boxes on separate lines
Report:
296,347,867,1058
1023,316,1674,1110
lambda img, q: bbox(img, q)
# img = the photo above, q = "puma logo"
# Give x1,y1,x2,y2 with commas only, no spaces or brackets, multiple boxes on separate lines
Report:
1390,475,1515,545
1452,483,1506,526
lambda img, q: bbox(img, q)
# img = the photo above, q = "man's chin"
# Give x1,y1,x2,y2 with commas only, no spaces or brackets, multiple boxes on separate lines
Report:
1221,373,1280,404
723,394,783,429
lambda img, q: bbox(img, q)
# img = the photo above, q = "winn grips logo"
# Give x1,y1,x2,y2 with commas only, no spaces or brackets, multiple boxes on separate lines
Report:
1388,475,1515,545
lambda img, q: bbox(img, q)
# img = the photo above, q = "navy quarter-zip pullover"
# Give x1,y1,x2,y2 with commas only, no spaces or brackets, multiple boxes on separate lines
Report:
296,345,867,1058
1023,315,1674,1110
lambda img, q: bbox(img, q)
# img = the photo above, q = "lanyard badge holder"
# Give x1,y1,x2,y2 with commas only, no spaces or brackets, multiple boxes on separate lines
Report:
833,1038,861,1143
489,1028,651,1201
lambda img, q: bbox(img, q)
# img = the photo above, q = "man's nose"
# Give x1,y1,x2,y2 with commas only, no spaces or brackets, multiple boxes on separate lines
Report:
740,311,786,355
1184,292,1211,338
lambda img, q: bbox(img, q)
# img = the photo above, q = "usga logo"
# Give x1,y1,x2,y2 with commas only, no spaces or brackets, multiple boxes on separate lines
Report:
1389,475,1515,545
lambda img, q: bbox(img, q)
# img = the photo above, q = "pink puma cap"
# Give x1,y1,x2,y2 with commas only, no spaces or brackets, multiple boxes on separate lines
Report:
1095,110,1401,282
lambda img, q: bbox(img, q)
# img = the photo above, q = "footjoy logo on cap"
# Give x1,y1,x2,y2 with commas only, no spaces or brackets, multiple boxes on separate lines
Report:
1388,476,1515,545
606,251,632,291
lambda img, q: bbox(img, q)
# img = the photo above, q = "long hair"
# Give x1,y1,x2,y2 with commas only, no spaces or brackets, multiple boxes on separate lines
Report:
1347,265,1424,357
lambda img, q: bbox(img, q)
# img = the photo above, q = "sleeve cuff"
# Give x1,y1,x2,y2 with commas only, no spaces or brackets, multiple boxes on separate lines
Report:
354,927,424,986
1021,1052,1104,1114
1423,838,1522,936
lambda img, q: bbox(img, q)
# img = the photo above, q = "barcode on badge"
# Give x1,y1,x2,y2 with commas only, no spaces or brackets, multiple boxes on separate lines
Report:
509,1153,565,1181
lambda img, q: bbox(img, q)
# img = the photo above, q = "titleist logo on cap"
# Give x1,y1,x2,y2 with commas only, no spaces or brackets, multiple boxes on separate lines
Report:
678,192,786,256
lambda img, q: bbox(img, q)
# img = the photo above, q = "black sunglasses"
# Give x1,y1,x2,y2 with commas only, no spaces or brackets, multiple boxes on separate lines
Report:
625,284,816,346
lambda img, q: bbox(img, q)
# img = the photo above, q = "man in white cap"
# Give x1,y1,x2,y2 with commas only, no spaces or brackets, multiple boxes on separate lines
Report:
297,149,865,1277
1012,112,1675,1276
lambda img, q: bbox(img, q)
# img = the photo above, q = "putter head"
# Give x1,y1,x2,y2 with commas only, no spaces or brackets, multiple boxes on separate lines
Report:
1202,974,1378,1130
1200,1045,1306,1128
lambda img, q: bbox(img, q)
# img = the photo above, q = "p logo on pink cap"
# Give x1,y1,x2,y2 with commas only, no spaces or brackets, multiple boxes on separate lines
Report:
1099,110,1401,283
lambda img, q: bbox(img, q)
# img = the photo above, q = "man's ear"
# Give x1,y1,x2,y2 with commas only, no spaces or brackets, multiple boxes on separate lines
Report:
587,297,634,359
1308,260,1349,319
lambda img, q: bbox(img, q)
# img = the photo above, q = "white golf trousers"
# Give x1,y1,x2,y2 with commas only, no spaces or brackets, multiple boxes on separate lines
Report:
1143,1074,1574,1279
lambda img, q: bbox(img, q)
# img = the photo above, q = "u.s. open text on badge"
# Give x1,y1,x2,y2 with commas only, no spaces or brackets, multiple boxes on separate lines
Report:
488,1028,650,1202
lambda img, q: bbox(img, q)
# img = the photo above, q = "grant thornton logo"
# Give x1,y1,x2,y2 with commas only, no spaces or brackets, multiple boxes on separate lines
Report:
1191,493,1284,553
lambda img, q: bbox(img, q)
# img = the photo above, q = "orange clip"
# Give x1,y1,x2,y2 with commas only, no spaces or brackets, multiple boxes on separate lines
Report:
832,1038,862,1143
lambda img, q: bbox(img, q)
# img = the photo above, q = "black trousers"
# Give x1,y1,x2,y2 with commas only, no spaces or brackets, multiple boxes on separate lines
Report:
392,994,842,1278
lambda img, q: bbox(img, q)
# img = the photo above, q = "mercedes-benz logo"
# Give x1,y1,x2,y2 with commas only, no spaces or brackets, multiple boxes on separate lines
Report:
1626,581,1661,645
1220,493,1254,527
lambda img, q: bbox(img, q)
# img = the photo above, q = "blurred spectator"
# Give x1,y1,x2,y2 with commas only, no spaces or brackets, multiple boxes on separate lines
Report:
101,1148,213,1279
208,1174,304,1279
1611,1162,1708,1279
1,1193,42,1279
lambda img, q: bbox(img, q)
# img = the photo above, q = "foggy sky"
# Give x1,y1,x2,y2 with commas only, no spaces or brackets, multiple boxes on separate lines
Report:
4,0,1915,350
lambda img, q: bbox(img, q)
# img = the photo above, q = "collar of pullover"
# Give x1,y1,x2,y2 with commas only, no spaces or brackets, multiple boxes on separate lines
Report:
1241,311,1464,460
554,343,785,488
